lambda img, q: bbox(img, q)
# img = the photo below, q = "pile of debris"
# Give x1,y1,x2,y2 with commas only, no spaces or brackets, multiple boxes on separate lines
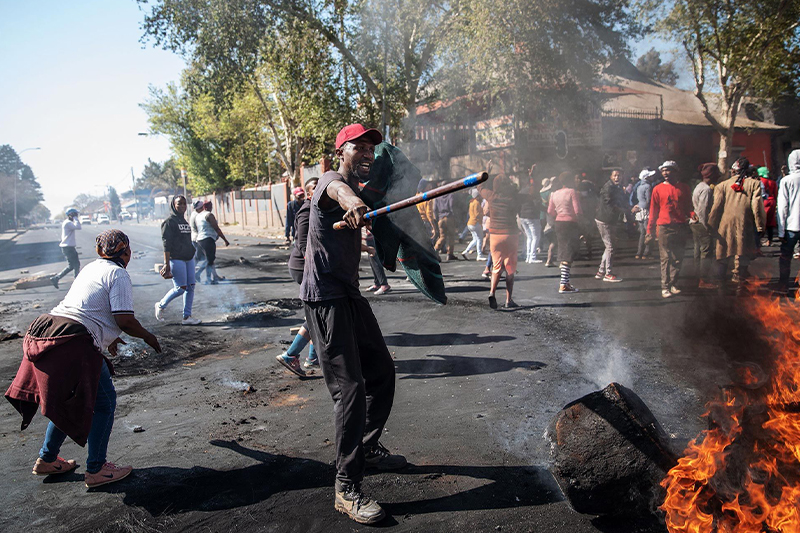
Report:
223,302,294,322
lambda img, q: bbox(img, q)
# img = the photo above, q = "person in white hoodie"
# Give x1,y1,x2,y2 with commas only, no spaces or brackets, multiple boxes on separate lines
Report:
50,208,82,289
777,150,800,292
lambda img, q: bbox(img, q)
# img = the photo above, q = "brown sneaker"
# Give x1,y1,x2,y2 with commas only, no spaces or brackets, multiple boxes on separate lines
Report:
334,484,386,524
32,456,77,476
84,462,133,488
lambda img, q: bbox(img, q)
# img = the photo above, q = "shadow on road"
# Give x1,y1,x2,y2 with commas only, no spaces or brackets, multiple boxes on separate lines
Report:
395,354,545,379
384,332,515,347
1,240,63,272
84,440,564,521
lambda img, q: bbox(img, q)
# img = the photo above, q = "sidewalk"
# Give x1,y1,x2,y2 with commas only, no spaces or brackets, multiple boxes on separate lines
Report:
0,230,24,252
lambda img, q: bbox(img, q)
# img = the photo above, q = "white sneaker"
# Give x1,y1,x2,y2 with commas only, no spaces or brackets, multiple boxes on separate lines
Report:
155,302,165,321
181,316,201,325
477,255,487,261
661,289,672,298
669,286,681,295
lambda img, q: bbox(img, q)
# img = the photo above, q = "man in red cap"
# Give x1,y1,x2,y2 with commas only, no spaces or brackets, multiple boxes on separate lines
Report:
299,123,405,524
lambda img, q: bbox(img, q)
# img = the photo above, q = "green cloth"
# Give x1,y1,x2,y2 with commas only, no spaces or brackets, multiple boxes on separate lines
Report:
360,143,447,305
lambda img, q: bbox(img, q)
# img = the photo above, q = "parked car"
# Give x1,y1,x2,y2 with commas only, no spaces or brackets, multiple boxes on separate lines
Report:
119,211,132,220
97,214,110,225
79,215,92,225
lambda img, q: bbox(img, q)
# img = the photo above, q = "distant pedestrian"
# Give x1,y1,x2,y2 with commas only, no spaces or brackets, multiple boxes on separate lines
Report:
461,188,487,260
195,201,230,284
758,166,778,245
690,163,720,289
548,172,582,293
708,157,765,293
648,161,692,298
519,165,542,263
6,229,161,488
594,170,626,283
540,177,557,267
50,208,82,289
277,177,319,377
155,195,200,325
777,150,800,293
434,186,458,260
481,175,522,308
632,168,655,259
285,187,305,244
189,199,208,280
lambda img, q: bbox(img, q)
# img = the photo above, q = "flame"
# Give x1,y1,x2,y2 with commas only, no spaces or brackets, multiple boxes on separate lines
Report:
660,292,800,532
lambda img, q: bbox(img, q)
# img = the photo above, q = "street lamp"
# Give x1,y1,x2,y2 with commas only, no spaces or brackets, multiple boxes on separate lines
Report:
15,147,41,230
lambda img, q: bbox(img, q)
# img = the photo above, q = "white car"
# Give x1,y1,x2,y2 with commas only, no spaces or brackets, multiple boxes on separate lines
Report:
97,214,110,225
119,211,132,220
79,215,92,225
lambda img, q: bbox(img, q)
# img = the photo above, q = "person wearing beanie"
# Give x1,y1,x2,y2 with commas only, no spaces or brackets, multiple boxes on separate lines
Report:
758,166,778,245
6,229,161,488
690,163,721,289
648,161,692,298
708,157,766,293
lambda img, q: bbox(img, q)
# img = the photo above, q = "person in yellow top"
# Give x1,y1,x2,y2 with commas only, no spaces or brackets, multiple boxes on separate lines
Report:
416,180,438,244
460,188,487,260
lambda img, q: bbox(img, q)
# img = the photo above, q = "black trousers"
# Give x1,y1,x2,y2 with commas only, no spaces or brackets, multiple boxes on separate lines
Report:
304,296,395,490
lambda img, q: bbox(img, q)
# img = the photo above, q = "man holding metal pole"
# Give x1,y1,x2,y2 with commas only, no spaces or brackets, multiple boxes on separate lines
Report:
300,124,405,524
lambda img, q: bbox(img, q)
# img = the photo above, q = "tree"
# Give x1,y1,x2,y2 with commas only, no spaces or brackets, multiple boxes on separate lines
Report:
71,193,102,212
29,203,51,224
108,187,122,219
636,48,679,86
0,145,45,229
641,0,800,172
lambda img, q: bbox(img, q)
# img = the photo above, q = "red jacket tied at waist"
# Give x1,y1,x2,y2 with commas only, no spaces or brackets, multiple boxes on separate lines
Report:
5,314,111,447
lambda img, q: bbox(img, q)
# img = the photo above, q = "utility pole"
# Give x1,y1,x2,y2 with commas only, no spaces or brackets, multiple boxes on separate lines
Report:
131,167,140,223
180,168,187,198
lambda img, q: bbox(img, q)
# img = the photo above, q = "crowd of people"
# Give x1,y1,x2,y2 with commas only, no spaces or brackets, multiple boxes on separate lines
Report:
8,117,800,525
406,149,800,305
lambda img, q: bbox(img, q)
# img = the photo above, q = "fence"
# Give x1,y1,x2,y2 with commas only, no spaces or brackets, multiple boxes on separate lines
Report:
192,181,290,232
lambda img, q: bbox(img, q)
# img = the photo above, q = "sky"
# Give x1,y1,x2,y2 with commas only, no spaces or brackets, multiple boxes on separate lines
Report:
0,0,185,215
0,2,682,217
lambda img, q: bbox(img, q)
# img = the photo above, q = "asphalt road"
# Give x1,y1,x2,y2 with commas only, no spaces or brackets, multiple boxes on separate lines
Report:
0,222,782,532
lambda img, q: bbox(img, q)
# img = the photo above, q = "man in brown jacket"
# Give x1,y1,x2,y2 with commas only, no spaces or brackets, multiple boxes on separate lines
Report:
708,157,766,292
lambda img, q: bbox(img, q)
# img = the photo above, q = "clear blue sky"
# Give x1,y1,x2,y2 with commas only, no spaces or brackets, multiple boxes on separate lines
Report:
0,2,682,216
0,0,185,215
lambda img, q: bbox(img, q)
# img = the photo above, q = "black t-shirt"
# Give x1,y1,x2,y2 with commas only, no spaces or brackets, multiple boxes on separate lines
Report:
300,172,362,302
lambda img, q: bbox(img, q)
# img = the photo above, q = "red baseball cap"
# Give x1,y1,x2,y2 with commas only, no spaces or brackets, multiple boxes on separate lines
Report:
335,123,383,150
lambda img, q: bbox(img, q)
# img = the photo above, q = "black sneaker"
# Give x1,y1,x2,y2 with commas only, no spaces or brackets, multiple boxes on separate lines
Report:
364,442,407,471
50,276,59,289
334,484,386,524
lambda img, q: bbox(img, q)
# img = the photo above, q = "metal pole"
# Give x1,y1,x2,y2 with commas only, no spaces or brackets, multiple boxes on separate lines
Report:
180,168,187,198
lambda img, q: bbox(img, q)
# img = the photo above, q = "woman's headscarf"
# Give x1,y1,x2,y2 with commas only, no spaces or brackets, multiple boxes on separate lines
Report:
731,157,750,192
96,229,130,266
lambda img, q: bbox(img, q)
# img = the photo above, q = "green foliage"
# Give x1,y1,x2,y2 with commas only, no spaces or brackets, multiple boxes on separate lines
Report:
0,145,46,227
636,48,679,86
108,187,122,218
638,0,800,170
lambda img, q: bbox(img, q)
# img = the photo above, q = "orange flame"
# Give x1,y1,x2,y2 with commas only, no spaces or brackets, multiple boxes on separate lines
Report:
660,292,800,532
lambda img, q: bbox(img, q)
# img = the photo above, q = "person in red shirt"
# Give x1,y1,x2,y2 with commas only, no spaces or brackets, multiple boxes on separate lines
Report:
647,161,692,298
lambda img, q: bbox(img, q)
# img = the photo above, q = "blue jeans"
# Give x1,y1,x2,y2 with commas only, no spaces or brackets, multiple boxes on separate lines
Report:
779,230,800,285
159,258,196,319
39,360,115,474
